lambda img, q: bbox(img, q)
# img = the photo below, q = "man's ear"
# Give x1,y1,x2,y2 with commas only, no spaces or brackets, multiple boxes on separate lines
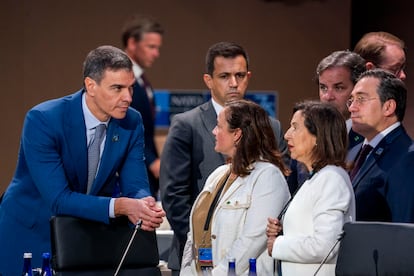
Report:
383,99,397,117
126,37,137,51
247,71,252,80
84,77,96,96
203,74,213,90
366,62,376,70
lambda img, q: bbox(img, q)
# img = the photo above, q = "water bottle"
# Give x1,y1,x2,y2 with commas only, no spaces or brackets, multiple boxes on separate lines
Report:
40,252,53,276
227,257,236,276
248,258,257,276
22,252,33,276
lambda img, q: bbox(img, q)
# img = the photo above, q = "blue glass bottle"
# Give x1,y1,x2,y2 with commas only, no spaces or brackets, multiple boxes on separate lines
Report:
227,257,236,276
22,252,33,276
41,252,53,276
248,258,257,276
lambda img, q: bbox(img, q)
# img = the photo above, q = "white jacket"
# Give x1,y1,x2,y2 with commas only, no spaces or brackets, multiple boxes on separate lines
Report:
272,165,356,276
181,161,290,276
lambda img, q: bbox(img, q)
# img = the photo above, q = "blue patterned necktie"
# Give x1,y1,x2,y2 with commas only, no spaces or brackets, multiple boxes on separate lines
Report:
87,124,106,193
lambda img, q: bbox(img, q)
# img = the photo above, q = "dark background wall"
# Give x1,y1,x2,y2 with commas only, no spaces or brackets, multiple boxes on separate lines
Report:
0,0,412,193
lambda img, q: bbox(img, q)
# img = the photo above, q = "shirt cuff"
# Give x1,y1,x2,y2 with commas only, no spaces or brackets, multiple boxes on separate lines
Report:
109,198,116,218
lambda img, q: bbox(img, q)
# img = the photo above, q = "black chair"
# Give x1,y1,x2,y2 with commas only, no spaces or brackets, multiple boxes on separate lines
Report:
335,221,414,276
50,216,161,276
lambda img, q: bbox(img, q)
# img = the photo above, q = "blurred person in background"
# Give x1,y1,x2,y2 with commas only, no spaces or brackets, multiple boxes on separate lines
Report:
122,14,164,198
354,31,406,81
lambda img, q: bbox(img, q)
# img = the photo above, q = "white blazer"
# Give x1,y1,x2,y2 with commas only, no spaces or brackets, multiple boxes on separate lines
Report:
181,161,290,276
272,165,356,276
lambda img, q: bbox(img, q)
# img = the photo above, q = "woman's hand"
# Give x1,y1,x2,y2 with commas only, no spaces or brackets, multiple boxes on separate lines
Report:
266,217,283,256
266,217,283,237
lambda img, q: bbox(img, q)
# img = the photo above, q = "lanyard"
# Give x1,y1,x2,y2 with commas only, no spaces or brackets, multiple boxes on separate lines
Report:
203,171,231,231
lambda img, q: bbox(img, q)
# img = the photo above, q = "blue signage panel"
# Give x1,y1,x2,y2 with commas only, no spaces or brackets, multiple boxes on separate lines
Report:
154,90,278,128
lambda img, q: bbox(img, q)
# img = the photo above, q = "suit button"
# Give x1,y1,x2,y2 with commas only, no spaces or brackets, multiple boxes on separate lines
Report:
211,234,217,239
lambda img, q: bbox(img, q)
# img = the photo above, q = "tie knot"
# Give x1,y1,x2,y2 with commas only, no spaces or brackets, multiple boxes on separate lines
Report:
360,144,373,156
95,124,106,139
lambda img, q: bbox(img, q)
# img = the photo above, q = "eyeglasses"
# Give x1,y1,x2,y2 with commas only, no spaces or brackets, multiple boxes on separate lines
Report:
346,96,377,107
380,63,406,77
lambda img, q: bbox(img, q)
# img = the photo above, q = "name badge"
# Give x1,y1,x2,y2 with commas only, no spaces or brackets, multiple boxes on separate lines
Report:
198,247,213,265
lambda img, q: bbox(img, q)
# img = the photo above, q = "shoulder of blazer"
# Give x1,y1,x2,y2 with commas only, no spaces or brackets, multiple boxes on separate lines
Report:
27,90,84,128
383,125,410,144
171,100,215,125
32,90,83,113
180,100,213,117
372,125,411,155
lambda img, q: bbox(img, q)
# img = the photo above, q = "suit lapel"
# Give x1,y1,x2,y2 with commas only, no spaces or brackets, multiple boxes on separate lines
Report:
347,142,363,164
200,101,219,145
89,120,122,194
352,126,403,189
199,101,226,167
65,91,88,193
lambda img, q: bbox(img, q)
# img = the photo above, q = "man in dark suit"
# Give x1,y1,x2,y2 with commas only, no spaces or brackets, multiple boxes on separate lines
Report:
0,46,165,274
287,50,366,194
347,69,412,221
122,15,164,198
160,42,288,275
385,143,414,223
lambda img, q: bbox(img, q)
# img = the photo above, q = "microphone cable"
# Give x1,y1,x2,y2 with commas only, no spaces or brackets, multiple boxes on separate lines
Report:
313,231,345,276
114,219,143,276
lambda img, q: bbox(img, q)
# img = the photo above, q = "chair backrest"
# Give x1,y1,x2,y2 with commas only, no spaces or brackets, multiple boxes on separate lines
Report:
335,221,414,275
50,216,161,276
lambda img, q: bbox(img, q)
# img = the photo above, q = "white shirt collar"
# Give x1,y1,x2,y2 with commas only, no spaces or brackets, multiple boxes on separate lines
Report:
131,59,143,79
363,121,401,148
211,98,223,115
82,92,109,130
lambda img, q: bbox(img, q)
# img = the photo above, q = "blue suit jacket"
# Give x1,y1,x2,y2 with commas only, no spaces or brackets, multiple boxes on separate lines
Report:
385,143,414,223
0,90,150,273
352,125,412,221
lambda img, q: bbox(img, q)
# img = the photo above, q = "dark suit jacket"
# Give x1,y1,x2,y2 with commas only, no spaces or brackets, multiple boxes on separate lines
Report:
0,90,150,274
159,100,288,271
385,143,414,223
352,125,412,221
130,80,159,197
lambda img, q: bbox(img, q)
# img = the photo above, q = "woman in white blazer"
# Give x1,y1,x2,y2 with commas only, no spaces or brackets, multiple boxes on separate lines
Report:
267,101,356,276
180,100,290,276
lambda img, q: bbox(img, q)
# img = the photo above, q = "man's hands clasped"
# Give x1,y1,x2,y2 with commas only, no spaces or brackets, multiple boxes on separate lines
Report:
115,196,166,231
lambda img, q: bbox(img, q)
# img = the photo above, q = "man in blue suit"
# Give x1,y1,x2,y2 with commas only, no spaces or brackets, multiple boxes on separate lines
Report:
122,15,164,198
347,69,412,221
0,45,165,274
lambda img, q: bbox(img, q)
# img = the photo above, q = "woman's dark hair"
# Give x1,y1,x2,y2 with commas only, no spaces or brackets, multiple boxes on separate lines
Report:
293,101,348,172
224,99,288,176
